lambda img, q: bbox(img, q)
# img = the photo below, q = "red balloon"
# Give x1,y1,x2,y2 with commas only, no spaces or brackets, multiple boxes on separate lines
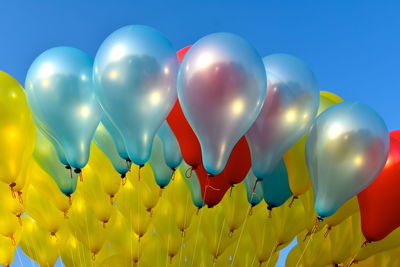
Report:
358,131,400,242
168,46,251,206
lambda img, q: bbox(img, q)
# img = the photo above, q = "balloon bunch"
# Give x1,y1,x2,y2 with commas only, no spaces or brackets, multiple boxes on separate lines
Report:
0,24,399,267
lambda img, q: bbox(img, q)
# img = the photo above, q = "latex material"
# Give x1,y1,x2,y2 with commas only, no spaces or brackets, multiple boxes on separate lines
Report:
25,46,101,169
157,122,182,169
149,135,175,188
261,159,292,209
179,161,205,208
358,131,400,241
101,114,129,160
243,170,264,206
0,71,35,185
177,33,266,174
93,25,178,165
93,122,130,176
246,54,319,179
284,91,343,197
306,101,389,217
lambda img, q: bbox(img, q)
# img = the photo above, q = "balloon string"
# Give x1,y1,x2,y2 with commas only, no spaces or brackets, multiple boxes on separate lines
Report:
10,234,16,246
196,206,201,215
324,226,331,238
63,210,69,219
265,242,279,267
79,172,83,182
16,214,22,226
17,191,23,204
229,185,234,197
347,241,370,267
138,164,144,181
288,196,298,208
296,217,321,267
9,183,16,199
251,179,261,193
248,205,254,216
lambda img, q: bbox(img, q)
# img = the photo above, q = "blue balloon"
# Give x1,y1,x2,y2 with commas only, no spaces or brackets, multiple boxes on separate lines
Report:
149,135,174,188
101,114,130,161
177,32,266,175
25,47,101,171
157,122,182,170
246,54,319,179
261,159,292,209
33,130,78,196
93,122,130,176
93,25,178,166
243,170,264,206
180,161,205,209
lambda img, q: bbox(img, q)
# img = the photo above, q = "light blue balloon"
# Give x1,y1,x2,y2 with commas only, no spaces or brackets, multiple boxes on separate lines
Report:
33,130,78,196
180,161,205,209
243,170,264,206
93,25,178,166
306,102,389,218
25,47,101,171
261,159,292,209
246,54,319,179
149,135,175,188
93,122,130,177
102,114,130,161
177,32,266,175
157,122,182,170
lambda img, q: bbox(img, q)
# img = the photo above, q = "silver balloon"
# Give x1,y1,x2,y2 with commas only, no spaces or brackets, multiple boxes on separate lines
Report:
246,53,319,179
93,25,178,166
306,102,389,218
178,32,266,175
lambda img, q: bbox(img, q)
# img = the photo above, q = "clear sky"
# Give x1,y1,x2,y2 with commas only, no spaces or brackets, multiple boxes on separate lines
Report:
1,1,399,266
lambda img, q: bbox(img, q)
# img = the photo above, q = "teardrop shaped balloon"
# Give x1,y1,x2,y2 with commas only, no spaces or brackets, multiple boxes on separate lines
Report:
93,122,130,177
179,161,205,209
306,101,389,218
25,46,101,171
246,53,319,180
177,32,266,175
261,159,292,209
93,25,178,166
243,170,264,207
101,114,129,161
149,135,174,188
157,122,182,170
33,129,78,196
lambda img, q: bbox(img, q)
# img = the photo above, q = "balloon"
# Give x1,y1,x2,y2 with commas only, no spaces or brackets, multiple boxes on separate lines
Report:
25,46,101,171
306,101,389,218
358,131,400,241
246,53,319,180
179,161,205,209
0,234,19,267
262,159,292,209
101,114,129,160
157,122,182,170
243,170,263,207
0,71,35,186
149,135,174,188
220,182,248,233
93,25,178,165
284,91,344,197
93,122,130,177
33,129,78,196
177,33,266,175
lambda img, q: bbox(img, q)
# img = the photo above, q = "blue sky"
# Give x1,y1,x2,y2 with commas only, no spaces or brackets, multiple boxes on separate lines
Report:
1,1,399,266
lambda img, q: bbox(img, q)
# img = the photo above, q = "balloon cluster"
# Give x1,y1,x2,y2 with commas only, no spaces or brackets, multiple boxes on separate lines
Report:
0,25,399,267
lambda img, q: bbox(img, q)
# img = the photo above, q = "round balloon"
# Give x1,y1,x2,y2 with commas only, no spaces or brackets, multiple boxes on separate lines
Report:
25,46,101,171
246,53,319,180
306,101,389,218
93,25,178,166
177,32,266,175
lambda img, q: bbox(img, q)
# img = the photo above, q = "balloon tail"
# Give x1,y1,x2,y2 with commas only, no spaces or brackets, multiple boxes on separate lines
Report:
181,229,185,238
110,195,114,205
171,168,176,181
66,165,72,178
251,179,261,193
196,207,201,215
64,210,69,219
288,196,298,208
91,253,96,261
122,177,127,186
79,172,83,182
159,187,164,197
274,243,283,253
228,230,234,238
169,255,173,264
361,240,370,248
267,206,273,218
67,195,72,205
16,214,22,226
17,191,23,204
126,159,132,172
229,185,234,197
103,221,108,229
9,183,16,199
303,231,311,242
185,166,194,178
213,255,218,263
324,226,331,238
138,164,144,181
248,205,254,216
10,235,16,246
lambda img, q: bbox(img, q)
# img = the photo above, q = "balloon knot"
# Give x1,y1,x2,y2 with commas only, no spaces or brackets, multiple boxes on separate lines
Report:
16,213,22,226
361,240,371,248
122,177,127,185
248,205,254,216
138,164,144,181
324,226,331,238
207,173,214,177
17,191,23,204
229,185,234,197
317,215,324,222
74,168,81,174
121,173,126,178
67,194,72,205
252,179,261,193
65,165,71,169
10,234,16,246
196,206,201,215
288,196,298,208
228,229,234,238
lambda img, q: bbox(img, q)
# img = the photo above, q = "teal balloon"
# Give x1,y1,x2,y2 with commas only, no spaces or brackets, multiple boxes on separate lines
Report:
102,114,130,161
261,159,292,209
93,122,130,177
149,135,174,188
180,161,205,209
157,122,182,170
33,130,78,196
306,102,389,218
243,170,263,206
25,46,101,171
93,25,178,166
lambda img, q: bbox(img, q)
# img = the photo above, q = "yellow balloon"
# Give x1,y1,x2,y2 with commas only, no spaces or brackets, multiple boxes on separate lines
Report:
285,244,303,267
0,71,35,186
78,165,115,224
297,229,331,267
324,196,358,231
116,178,152,238
20,216,67,267
0,205,20,243
220,182,249,234
298,189,326,237
284,91,343,197
67,194,114,256
0,182,24,221
0,234,19,267
25,184,65,236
